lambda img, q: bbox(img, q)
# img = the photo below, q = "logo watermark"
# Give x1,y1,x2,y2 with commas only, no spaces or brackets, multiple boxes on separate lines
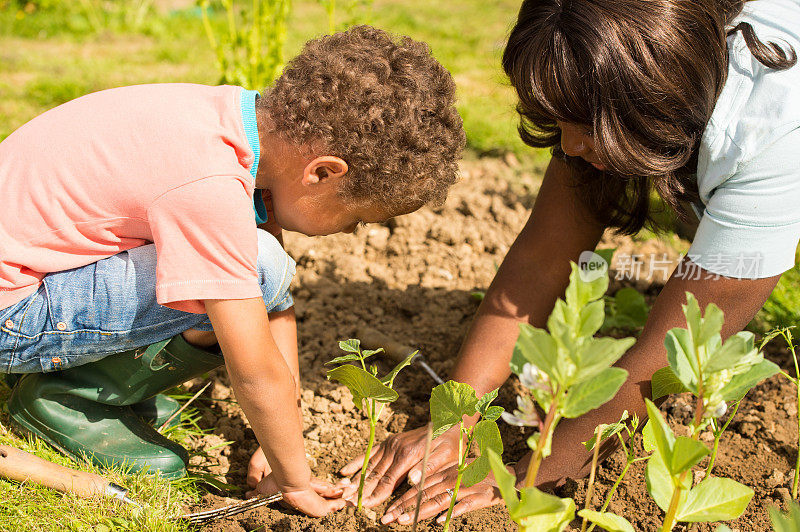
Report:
578,250,609,282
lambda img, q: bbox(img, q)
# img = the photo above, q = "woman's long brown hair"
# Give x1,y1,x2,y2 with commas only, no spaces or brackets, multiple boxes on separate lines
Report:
503,0,797,234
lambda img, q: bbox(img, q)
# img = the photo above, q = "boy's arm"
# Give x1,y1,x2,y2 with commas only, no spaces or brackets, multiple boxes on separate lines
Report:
205,297,344,516
247,307,302,489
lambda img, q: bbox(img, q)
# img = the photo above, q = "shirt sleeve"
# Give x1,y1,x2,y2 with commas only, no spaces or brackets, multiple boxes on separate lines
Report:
147,176,262,313
688,127,800,279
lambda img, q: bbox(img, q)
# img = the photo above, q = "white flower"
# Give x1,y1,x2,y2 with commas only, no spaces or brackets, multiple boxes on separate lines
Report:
500,395,541,428
519,363,549,391
711,401,727,418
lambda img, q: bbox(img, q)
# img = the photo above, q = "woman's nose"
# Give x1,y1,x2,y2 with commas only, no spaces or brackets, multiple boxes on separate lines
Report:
561,129,589,157
559,123,591,158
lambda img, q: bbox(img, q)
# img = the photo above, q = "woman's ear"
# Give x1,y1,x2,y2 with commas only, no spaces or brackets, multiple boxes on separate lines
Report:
302,156,348,185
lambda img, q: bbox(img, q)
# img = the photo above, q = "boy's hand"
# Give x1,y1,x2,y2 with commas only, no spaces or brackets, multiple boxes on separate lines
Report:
246,472,346,517
247,446,272,489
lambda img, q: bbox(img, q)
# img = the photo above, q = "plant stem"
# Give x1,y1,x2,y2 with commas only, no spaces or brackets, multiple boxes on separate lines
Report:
586,460,632,532
581,425,603,532
357,399,377,511
704,400,741,478
524,392,560,488
787,334,800,500
443,421,465,532
660,476,686,532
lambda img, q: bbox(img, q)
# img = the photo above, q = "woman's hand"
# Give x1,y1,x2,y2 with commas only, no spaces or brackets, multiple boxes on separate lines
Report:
338,424,461,507
380,461,512,525
246,472,346,517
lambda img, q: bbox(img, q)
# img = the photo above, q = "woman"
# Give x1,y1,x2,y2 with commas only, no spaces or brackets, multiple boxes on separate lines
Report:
328,0,800,524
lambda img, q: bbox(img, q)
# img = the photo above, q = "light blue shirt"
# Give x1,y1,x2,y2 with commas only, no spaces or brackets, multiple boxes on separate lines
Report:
688,0,800,279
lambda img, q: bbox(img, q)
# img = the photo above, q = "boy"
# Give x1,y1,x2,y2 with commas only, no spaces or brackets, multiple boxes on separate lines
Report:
0,25,465,516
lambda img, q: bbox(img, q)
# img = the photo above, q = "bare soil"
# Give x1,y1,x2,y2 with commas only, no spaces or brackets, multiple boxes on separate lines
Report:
184,157,795,531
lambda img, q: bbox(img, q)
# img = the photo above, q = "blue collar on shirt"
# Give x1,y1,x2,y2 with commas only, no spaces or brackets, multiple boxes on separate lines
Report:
240,88,269,225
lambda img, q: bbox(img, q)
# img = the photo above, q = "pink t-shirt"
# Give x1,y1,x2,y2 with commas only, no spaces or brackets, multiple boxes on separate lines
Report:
0,84,264,313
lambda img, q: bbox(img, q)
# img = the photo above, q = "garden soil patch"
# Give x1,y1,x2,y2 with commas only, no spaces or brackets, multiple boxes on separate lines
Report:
183,157,794,531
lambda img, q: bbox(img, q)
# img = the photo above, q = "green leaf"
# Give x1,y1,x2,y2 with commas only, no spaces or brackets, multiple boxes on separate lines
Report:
573,337,635,383
677,478,753,522
577,510,635,532
561,367,628,418
339,339,361,353
583,411,629,451
650,366,690,400
488,449,519,514
643,399,675,462
461,455,490,489
769,502,800,532
476,388,499,416
614,287,649,327
514,486,572,522
483,405,504,422
595,248,616,264
645,449,682,512
566,262,608,310
705,332,754,373
721,359,780,401
361,348,384,358
669,436,709,475
473,419,503,454
664,328,699,393
577,300,606,339
380,350,417,387
683,293,724,351
518,493,575,532
429,381,478,438
326,364,398,410
325,353,362,365
513,324,560,382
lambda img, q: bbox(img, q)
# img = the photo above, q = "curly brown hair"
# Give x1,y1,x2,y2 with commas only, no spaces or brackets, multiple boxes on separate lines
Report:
258,25,466,213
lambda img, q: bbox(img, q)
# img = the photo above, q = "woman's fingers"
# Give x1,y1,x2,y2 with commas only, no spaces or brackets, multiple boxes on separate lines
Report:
406,435,459,485
384,468,454,516
339,447,384,499
436,490,503,523
339,443,383,477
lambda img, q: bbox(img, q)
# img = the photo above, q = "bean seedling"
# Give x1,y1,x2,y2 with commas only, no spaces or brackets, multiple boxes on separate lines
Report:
580,293,779,532
428,381,504,532
326,338,416,511
488,261,636,531
759,326,800,498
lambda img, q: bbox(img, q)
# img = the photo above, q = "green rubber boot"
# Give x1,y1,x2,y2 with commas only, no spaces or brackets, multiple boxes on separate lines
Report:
4,374,181,429
8,335,223,479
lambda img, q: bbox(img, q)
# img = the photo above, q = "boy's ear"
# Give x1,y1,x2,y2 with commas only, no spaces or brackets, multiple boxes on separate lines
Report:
302,156,348,185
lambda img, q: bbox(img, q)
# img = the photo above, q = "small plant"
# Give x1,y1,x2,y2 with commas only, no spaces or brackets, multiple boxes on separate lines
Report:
326,338,416,511
428,381,504,532
200,0,291,90
761,326,800,498
770,501,800,531
583,293,779,532
579,411,646,532
488,261,636,531
601,287,649,334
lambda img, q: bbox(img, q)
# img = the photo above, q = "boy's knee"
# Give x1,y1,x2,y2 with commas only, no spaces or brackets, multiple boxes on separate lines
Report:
255,229,296,312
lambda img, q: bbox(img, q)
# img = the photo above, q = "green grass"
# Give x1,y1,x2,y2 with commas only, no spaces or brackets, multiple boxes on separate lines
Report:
0,0,545,163
0,381,231,531
752,248,800,334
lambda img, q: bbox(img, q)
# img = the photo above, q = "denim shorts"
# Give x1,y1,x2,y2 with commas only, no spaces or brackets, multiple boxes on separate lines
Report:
0,229,295,373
